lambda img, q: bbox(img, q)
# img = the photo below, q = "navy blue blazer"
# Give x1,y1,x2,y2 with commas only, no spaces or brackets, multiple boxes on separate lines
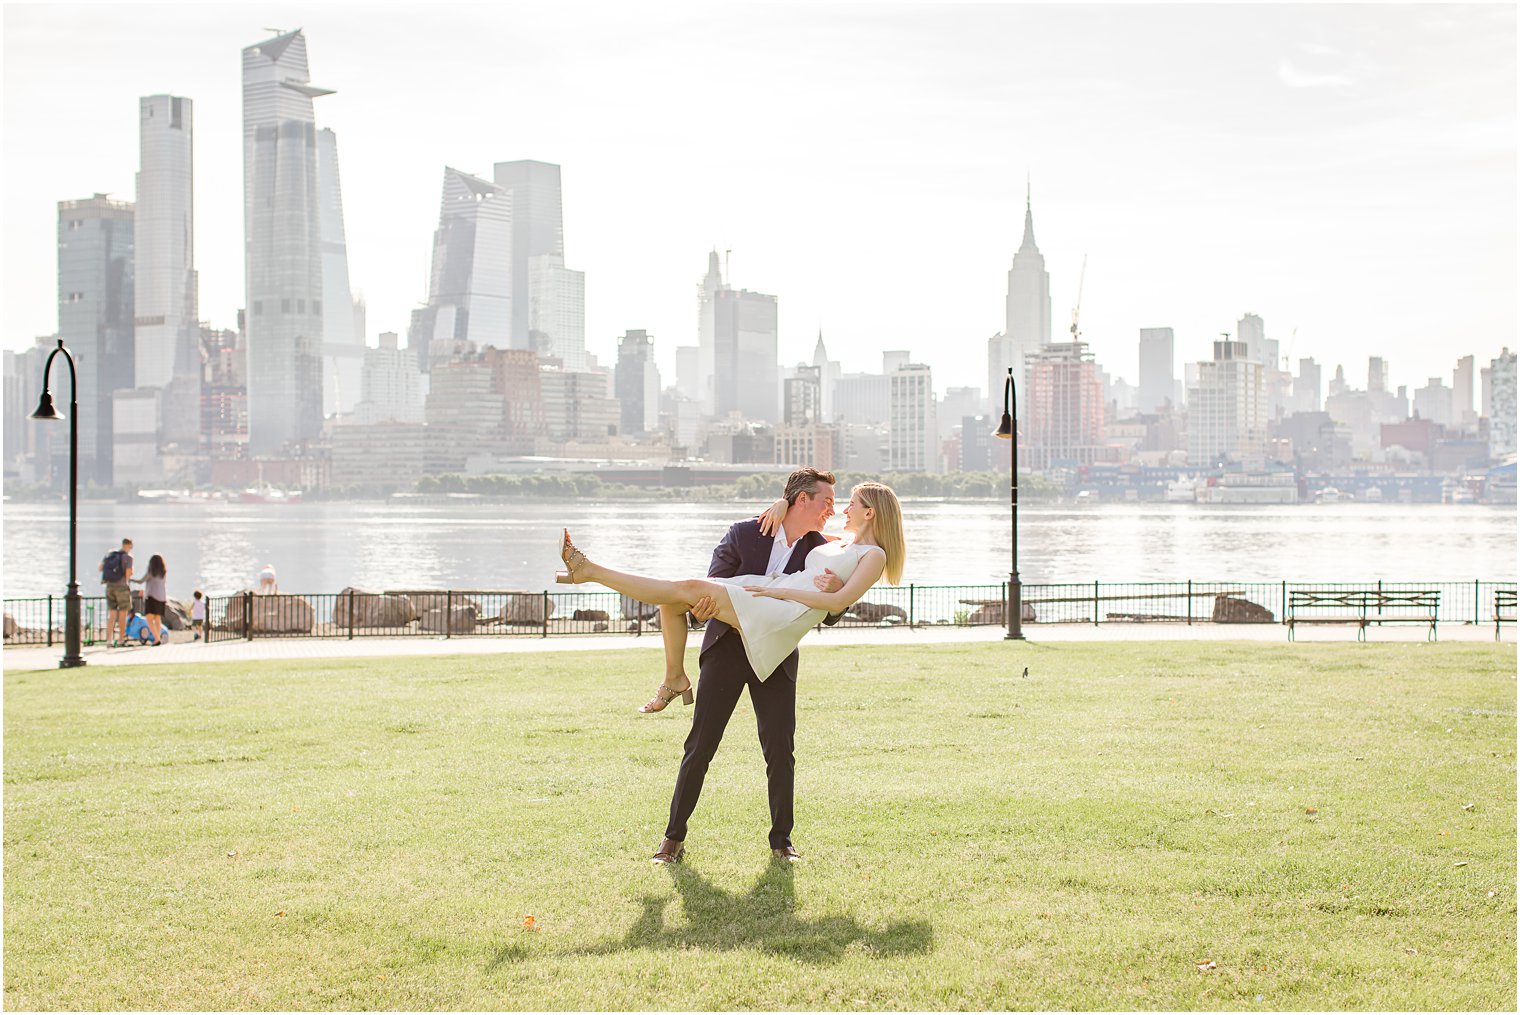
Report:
699,518,836,682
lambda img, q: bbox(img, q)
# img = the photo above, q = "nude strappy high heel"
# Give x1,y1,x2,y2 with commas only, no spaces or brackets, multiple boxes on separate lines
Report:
639,676,695,713
556,528,589,584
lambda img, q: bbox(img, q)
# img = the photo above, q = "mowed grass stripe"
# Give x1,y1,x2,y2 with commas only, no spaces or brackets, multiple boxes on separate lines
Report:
4,642,1514,1010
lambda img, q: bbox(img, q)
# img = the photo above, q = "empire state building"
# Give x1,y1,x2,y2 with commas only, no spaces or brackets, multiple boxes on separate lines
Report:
988,185,1052,400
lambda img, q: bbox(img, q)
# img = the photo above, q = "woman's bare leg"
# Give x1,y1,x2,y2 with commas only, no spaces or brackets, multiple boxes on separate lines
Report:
581,560,743,632
658,605,689,686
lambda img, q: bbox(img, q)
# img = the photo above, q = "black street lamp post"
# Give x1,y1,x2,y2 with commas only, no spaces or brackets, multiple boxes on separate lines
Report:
31,339,86,668
993,366,1023,640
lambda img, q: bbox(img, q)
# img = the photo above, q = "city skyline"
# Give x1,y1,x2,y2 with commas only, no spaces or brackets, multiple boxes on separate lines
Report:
2,3,1514,399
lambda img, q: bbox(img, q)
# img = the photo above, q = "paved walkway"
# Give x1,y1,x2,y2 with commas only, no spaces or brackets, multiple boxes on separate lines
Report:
4,621,1511,671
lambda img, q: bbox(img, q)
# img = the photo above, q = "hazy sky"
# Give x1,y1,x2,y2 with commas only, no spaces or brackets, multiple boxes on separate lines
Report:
3,2,1515,399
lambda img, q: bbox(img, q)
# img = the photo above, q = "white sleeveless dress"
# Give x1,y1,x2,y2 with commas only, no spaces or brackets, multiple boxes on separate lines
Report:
713,540,878,680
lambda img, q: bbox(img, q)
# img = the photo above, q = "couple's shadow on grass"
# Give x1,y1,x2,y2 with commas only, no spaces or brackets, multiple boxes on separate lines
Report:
494,859,933,967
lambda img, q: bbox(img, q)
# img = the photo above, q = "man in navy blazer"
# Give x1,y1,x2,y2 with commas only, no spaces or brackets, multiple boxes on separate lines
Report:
653,467,843,865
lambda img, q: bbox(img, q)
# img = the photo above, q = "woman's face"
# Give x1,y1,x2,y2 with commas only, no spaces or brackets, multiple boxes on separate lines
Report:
842,491,872,534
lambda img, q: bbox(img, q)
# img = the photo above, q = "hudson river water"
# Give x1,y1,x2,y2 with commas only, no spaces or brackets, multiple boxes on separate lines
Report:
2,499,1513,600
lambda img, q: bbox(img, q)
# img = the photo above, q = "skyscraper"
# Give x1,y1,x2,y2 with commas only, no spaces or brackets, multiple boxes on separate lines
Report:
528,253,587,370
1137,327,1175,413
1294,358,1322,413
1453,354,1475,426
242,29,332,454
493,160,565,350
58,194,134,485
696,250,724,415
317,127,362,417
712,287,779,423
812,331,840,422
1236,313,1266,364
410,167,513,370
1187,339,1266,468
615,329,660,435
889,362,938,472
995,183,1052,400
1024,341,1106,470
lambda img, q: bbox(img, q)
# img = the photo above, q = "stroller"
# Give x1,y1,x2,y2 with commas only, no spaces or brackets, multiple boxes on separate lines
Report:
124,612,159,646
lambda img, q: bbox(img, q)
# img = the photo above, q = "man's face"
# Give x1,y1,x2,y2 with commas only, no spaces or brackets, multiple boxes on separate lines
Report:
123,542,132,553
796,483,835,531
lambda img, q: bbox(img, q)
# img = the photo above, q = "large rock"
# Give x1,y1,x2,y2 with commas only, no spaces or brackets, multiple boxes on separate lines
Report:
388,591,479,618
967,602,1038,625
500,592,553,625
163,598,191,632
572,609,609,622
3,613,15,639
851,601,908,624
221,594,315,635
420,604,477,634
1212,595,1275,624
620,595,658,622
337,588,416,628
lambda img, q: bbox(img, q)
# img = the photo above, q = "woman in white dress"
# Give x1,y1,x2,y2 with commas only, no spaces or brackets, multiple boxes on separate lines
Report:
556,482,906,698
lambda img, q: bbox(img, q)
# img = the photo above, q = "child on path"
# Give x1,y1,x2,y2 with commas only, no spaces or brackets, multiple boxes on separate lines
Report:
190,590,206,641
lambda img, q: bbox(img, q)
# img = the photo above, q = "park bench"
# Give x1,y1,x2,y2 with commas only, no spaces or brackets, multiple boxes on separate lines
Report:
1495,589,1516,641
1286,589,1439,642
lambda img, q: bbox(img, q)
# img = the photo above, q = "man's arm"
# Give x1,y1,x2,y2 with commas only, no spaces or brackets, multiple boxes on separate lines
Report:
744,550,886,615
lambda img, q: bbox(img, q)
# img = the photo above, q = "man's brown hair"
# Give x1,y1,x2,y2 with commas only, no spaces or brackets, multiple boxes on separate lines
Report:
783,467,837,506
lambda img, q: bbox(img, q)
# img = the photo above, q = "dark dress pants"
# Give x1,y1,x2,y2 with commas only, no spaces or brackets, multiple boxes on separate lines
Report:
664,634,797,849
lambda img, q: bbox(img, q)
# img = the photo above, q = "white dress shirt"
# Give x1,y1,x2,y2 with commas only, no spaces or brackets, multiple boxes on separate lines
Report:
765,526,803,576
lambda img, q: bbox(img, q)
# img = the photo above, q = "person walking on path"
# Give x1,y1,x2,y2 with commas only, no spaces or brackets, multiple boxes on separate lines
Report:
141,554,168,646
98,538,134,648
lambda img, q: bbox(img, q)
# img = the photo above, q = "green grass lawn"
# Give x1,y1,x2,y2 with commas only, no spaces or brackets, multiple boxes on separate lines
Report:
4,641,1515,1010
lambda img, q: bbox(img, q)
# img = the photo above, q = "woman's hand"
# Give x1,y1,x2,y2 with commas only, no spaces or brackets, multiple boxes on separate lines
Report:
756,498,788,536
742,585,791,600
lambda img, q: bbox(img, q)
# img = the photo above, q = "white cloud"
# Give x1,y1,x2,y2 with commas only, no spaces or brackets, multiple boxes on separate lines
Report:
1277,59,1358,89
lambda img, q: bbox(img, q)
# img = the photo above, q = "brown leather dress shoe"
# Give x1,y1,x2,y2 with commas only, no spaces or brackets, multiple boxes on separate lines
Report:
651,837,685,865
771,845,801,862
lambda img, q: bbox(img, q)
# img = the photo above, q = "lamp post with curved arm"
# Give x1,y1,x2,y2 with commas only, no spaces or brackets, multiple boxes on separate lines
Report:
30,339,86,668
992,366,1023,640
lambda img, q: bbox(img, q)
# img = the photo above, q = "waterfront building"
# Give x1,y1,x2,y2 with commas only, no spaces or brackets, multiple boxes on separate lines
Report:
1024,341,1107,470
1187,339,1266,469
833,372,890,426
111,387,161,480
316,127,363,417
1413,377,1454,428
423,354,507,473
528,253,587,370
614,329,660,435
784,365,823,426
1293,357,1322,413
994,184,1052,401
493,160,567,350
840,423,889,472
353,331,423,425
332,420,426,492
1138,327,1175,413
1483,347,1516,458
1453,355,1476,428
674,345,701,403
540,365,619,442
242,29,332,454
2,351,24,478
134,95,200,449
200,324,248,464
937,385,983,442
959,413,1010,473
712,287,779,423
58,194,134,485
1368,356,1389,393
410,167,513,371
889,362,937,473
774,424,837,470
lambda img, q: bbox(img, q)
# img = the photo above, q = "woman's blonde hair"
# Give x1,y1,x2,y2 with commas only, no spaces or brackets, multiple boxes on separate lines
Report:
854,482,905,585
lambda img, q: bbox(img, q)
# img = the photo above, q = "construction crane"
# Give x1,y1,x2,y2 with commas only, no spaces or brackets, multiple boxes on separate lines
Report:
1069,254,1088,342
